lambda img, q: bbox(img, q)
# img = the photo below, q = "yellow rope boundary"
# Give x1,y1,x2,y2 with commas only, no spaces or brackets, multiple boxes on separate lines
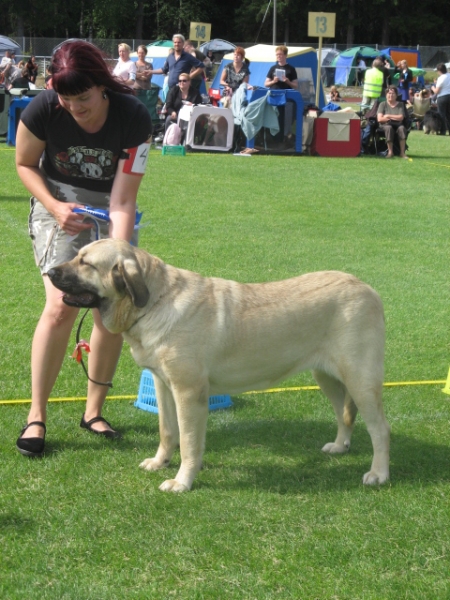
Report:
0,380,446,405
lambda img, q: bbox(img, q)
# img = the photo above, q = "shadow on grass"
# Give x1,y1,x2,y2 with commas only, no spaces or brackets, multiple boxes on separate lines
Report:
24,400,450,495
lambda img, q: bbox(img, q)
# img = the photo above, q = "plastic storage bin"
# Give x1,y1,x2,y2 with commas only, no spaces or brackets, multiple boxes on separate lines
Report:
161,145,186,156
135,369,233,413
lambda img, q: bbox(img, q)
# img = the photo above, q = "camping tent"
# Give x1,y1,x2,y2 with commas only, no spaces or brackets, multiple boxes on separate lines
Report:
382,47,425,86
148,40,173,47
332,46,383,86
210,44,325,107
319,47,339,86
0,35,21,58
199,39,235,54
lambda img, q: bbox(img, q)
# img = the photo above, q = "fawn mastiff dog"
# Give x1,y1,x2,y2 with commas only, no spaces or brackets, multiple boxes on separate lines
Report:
48,239,390,492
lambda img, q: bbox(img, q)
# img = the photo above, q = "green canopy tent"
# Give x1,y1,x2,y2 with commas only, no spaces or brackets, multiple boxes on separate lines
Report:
332,46,394,86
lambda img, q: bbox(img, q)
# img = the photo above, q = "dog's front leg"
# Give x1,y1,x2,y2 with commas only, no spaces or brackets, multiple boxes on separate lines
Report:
140,376,179,473
159,387,209,493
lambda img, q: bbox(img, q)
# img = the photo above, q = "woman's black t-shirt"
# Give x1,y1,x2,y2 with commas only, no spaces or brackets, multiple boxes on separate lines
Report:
20,89,152,193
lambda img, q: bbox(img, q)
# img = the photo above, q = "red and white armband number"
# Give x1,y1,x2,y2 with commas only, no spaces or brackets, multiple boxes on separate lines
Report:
121,141,150,176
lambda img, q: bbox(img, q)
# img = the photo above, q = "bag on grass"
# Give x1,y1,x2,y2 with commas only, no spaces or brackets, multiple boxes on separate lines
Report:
163,123,182,146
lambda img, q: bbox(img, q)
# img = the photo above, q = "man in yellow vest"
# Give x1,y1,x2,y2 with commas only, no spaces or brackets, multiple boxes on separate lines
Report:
362,59,384,106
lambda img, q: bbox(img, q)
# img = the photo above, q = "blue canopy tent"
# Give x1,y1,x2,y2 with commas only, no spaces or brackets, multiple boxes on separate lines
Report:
0,35,21,58
210,44,325,107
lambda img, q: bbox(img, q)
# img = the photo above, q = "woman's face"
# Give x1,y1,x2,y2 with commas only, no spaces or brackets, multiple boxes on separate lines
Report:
119,46,130,61
386,89,397,101
58,86,106,127
178,76,190,89
234,52,243,63
137,48,146,61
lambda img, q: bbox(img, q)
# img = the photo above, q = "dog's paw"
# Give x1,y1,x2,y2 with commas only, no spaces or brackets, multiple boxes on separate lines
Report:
321,441,350,454
362,470,389,486
139,457,169,471
159,479,190,493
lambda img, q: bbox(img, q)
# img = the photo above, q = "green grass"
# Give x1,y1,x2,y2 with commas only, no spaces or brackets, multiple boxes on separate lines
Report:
1,133,450,599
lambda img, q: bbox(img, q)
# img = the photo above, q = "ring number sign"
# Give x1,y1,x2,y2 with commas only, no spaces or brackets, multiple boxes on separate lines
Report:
308,12,336,38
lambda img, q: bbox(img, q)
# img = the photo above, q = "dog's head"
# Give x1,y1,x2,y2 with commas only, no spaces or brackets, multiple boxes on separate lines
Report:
48,239,150,333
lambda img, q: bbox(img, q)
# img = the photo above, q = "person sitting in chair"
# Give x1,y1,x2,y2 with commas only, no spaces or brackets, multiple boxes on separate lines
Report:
164,72,202,133
377,85,409,159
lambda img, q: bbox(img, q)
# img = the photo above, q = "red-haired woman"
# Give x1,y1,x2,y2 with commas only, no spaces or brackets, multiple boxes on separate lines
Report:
220,47,250,97
15,40,152,456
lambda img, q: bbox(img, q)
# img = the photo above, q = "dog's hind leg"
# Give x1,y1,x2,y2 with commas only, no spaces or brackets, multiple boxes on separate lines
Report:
313,370,357,454
159,383,210,493
140,375,180,473
346,377,390,485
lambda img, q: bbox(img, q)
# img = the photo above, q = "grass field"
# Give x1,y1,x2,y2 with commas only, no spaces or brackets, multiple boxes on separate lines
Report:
1,131,450,599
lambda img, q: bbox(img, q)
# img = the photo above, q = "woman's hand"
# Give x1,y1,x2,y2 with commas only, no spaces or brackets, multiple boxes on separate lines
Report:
51,202,93,235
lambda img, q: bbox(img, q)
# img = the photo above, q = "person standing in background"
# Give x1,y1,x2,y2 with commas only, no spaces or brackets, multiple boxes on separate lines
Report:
431,63,450,135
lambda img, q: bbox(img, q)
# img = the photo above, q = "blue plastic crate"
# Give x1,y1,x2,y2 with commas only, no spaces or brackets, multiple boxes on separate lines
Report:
134,369,233,413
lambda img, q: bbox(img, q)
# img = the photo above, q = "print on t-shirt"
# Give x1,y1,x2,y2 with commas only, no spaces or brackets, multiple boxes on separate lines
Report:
54,146,117,180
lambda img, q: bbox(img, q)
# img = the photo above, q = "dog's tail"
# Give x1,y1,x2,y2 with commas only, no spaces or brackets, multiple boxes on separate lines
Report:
343,394,358,427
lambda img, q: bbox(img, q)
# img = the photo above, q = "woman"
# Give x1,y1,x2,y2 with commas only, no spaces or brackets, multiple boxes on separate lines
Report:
11,66,31,89
164,73,202,132
220,47,250,97
15,40,152,457
265,45,299,140
25,55,39,84
395,60,413,102
377,85,409,159
264,45,298,91
113,43,136,88
431,63,450,135
133,44,154,114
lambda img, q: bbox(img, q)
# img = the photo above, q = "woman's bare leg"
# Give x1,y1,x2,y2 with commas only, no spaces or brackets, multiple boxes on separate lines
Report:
21,275,79,439
82,310,123,433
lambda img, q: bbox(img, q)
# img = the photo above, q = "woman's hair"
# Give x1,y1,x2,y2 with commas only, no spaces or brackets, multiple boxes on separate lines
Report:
51,40,133,96
436,63,447,74
386,85,398,96
179,72,191,81
275,45,288,56
118,43,131,53
234,47,246,59
137,45,148,55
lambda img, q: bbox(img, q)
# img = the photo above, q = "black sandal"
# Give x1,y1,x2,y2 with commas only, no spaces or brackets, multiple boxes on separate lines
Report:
80,414,121,439
16,421,46,457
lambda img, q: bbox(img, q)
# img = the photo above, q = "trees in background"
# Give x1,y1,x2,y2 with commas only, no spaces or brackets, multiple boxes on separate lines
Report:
0,0,448,46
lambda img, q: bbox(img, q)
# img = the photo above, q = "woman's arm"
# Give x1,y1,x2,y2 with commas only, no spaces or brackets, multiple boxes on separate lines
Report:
15,121,92,235
220,67,228,87
108,162,144,241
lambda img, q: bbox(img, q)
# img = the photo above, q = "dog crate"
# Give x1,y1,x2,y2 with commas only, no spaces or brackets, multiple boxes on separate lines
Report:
135,369,233,414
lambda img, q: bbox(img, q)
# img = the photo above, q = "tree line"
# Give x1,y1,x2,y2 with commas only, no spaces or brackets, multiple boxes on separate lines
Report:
1,0,448,48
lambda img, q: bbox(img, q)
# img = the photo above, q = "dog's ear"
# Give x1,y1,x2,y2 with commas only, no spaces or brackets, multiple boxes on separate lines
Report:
112,258,149,308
